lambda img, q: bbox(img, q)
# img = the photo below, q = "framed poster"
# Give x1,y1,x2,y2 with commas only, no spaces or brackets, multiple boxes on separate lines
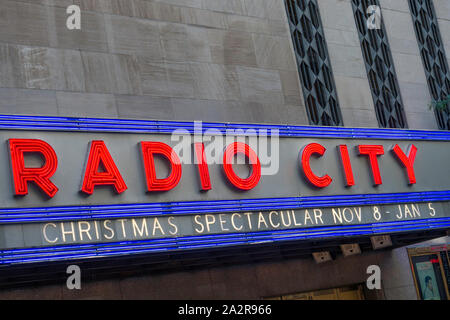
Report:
442,251,450,292
409,250,449,300
416,261,441,300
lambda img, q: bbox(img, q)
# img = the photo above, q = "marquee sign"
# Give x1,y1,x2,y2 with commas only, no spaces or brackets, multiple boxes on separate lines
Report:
5,139,418,196
0,115,449,265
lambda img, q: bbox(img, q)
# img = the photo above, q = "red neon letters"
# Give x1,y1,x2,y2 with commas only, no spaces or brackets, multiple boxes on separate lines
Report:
301,143,332,188
81,141,128,195
223,142,261,190
358,145,384,185
194,143,212,191
338,145,355,187
391,144,418,185
6,139,420,197
8,139,59,198
141,142,182,192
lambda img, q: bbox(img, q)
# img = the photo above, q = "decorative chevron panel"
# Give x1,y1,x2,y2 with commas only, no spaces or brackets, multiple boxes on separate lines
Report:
284,0,344,126
351,0,408,129
408,0,450,130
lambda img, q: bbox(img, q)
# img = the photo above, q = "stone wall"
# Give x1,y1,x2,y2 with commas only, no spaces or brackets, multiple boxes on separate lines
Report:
0,0,307,124
0,0,448,128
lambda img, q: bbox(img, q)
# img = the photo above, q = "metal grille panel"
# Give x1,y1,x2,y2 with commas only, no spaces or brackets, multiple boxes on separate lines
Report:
351,0,408,128
408,0,450,130
284,0,343,126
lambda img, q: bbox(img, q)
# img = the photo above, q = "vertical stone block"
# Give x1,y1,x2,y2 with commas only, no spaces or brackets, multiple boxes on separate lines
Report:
56,49,86,92
132,0,158,20
237,66,284,105
115,94,174,120
0,43,25,88
243,0,286,20
19,46,54,90
111,54,142,95
279,70,304,106
171,98,228,121
179,6,228,29
191,63,241,101
81,52,116,93
160,23,211,63
3,46,85,92
202,0,245,15
52,7,109,52
166,62,195,98
105,15,163,58
253,34,296,70
0,1,49,47
0,88,58,115
56,92,118,118
138,57,170,96
159,0,202,9
209,30,257,67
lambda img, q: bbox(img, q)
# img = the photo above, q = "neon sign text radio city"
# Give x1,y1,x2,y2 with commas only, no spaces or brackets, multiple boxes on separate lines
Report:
7,139,417,198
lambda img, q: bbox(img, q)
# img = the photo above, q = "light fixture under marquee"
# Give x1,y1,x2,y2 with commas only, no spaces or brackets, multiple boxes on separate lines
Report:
313,251,333,264
340,243,361,257
371,235,393,250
